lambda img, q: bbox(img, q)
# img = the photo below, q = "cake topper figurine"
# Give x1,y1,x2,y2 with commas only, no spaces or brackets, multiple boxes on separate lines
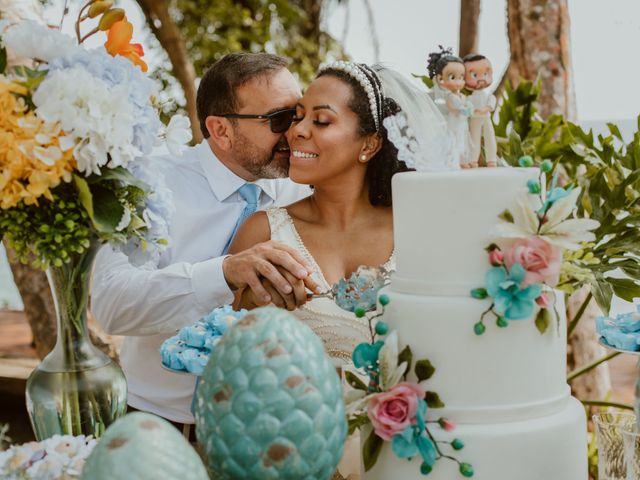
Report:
427,46,473,169
463,53,498,168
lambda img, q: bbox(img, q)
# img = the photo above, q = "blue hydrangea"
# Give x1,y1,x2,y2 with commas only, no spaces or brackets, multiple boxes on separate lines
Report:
485,263,541,320
48,47,160,156
118,158,174,266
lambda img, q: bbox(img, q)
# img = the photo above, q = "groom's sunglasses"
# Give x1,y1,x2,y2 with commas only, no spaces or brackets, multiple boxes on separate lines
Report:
216,108,297,133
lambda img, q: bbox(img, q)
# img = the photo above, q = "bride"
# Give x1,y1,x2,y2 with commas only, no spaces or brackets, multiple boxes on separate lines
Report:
228,61,447,479
230,61,447,356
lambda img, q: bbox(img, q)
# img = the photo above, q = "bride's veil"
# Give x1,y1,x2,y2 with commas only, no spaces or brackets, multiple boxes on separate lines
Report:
372,64,453,172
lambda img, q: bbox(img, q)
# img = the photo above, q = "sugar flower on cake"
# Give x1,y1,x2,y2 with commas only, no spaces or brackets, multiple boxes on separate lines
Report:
345,295,473,477
471,165,599,335
492,187,599,250
485,263,542,320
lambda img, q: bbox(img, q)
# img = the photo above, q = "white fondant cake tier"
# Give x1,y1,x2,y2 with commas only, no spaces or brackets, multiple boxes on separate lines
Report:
391,168,539,296
364,396,587,480
383,289,568,423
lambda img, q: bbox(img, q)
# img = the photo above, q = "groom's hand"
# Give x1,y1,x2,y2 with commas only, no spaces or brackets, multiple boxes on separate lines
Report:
223,240,320,305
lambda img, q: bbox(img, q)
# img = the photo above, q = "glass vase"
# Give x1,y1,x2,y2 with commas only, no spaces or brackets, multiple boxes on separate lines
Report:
623,425,640,479
25,240,127,440
593,412,637,480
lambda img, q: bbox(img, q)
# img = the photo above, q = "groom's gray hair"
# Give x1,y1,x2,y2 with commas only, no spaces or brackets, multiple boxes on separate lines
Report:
197,53,290,138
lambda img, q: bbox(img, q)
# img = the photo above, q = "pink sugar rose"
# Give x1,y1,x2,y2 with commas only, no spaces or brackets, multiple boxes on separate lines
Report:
367,382,425,441
503,237,563,287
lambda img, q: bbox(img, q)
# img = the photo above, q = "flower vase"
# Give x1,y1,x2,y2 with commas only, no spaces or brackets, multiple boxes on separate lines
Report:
25,240,127,440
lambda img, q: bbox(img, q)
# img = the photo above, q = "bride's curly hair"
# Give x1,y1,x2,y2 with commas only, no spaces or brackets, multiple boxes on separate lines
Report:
317,66,413,207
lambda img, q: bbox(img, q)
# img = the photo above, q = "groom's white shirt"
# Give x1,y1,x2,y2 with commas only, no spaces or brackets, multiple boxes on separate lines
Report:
91,140,309,423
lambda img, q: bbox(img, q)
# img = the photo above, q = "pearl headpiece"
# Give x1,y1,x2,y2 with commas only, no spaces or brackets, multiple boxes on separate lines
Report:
319,61,383,131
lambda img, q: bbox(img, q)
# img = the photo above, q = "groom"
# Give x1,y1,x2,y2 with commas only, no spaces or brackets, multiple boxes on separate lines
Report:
91,53,316,431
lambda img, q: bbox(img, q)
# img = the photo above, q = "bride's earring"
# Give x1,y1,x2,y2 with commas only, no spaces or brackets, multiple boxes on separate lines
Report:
359,154,367,163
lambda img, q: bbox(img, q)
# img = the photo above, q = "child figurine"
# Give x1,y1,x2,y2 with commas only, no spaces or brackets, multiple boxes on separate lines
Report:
427,46,473,169
463,53,497,168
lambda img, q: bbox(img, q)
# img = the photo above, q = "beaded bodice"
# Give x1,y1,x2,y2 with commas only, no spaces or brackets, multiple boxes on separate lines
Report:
265,207,395,365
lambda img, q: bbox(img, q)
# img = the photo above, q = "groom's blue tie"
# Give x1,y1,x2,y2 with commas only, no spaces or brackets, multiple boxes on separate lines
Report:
223,183,261,254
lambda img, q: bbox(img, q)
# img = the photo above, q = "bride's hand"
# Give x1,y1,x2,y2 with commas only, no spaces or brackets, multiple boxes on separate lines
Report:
223,240,320,304
235,266,310,311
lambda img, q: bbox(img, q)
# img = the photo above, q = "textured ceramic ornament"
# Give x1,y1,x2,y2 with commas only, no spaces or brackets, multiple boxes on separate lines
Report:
195,306,347,479
80,412,208,480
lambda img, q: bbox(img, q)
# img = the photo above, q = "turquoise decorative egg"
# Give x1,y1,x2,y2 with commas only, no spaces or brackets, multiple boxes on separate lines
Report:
195,306,347,479
80,412,208,480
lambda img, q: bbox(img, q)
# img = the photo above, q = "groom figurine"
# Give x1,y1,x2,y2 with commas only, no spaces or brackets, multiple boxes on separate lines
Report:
463,53,498,168
91,53,316,434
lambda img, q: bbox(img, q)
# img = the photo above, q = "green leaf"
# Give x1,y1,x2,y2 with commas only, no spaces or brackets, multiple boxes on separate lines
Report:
607,123,623,141
498,209,514,223
0,46,6,75
362,430,384,472
425,391,445,408
73,174,94,219
345,371,367,391
591,279,613,316
348,413,370,435
91,185,125,234
607,278,640,303
87,166,150,192
535,308,551,334
414,359,435,382
397,345,412,379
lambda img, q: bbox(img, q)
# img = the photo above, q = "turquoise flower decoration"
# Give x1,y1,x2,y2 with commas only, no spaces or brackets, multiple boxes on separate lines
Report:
538,173,573,214
391,400,437,468
332,266,389,313
352,340,385,369
485,263,541,320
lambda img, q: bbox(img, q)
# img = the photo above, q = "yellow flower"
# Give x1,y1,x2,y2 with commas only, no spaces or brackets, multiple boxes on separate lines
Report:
0,77,77,209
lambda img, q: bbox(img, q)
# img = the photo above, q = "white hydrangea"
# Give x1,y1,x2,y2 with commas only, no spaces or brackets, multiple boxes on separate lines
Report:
3,20,80,63
163,115,192,157
33,67,142,175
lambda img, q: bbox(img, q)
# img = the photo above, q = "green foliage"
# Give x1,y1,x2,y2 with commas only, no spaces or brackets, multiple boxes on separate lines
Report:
0,424,9,451
495,79,640,314
169,0,346,85
0,171,152,270
362,429,383,472
0,184,93,269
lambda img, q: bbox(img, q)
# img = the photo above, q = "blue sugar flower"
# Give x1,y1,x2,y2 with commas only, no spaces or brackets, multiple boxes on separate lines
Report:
391,401,437,467
485,263,541,320
332,266,389,313
352,340,384,369
538,173,573,214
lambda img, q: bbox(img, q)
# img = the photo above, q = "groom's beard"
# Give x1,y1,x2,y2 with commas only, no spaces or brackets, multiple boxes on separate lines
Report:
234,132,290,179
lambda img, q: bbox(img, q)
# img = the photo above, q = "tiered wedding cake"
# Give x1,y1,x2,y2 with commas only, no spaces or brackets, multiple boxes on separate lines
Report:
367,168,587,479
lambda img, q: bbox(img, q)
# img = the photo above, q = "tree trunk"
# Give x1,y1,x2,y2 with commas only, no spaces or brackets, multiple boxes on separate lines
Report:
459,0,480,57
501,0,576,120
4,243,120,361
135,0,201,143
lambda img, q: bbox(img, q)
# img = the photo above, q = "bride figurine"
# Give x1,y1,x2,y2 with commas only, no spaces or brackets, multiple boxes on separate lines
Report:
427,46,474,169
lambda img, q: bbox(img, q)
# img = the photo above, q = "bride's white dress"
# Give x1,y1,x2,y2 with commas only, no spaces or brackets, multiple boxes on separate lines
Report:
265,207,396,479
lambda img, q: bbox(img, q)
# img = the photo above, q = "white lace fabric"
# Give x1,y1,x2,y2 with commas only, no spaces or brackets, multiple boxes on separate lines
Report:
265,207,395,366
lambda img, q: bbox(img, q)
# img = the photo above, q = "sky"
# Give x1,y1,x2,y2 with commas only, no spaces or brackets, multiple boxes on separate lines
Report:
43,0,640,122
